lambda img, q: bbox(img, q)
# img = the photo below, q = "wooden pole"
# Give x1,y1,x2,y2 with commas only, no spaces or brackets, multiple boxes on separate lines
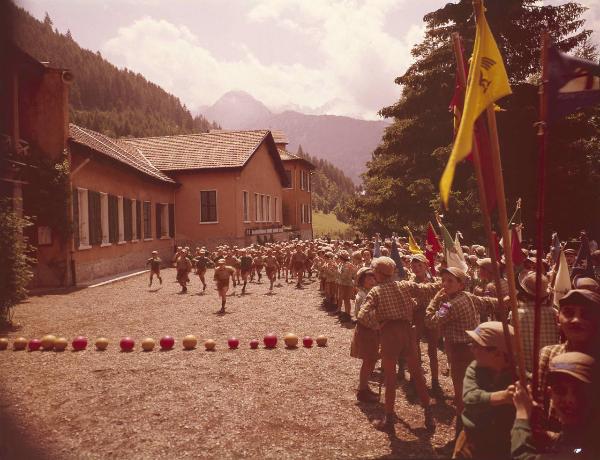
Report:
532,32,550,401
473,0,527,385
450,32,516,376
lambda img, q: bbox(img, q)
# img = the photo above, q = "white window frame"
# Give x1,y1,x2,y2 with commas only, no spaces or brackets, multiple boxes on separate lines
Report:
308,204,312,223
242,191,250,223
160,202,169,238
254,193,259,222
266,195,271,222
259,194,265,222
274,197,279,222
77,187,91,249
131,199,138,242
117,196,125,244
299,170,304,190
307,173,311,192
199,190,218,224
100,192,110,246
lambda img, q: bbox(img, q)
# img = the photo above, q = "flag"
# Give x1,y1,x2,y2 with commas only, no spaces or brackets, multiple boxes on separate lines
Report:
404,226,423,254
574,232,594,277
550,232,561,265
390,237,407,278
500,198,522,247
425,222,442,274
440,3,512,207
439,222,468,272
553,250,572,307
449,37,498,211
511,226,526,266
548,45,600,120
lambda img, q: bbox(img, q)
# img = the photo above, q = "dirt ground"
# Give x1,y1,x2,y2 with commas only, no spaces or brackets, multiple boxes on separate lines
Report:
0,268,456,459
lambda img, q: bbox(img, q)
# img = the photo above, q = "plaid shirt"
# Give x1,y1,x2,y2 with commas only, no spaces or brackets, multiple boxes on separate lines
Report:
425,291,497,344
357,280,440,330
510,300,559,374
537,343,567,430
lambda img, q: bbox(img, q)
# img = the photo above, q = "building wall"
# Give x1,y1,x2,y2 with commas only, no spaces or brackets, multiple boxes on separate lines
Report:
281,159,313,239
70,147,176,285
172,142,286,249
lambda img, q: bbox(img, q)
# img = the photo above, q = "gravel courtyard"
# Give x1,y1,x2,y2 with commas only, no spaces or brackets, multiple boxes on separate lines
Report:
0,268,456,459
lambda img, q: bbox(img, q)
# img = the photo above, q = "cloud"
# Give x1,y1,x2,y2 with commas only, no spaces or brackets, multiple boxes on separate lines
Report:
102,1,424,119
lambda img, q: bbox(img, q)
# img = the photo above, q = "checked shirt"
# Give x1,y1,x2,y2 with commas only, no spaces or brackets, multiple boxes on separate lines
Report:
425,291,498,344
510,300,559,374
357,279,440,330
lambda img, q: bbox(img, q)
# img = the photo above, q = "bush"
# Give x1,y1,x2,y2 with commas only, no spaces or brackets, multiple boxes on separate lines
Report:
0,198,35,327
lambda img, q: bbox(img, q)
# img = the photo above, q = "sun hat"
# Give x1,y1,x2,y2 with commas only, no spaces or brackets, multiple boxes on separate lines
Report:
466,321,514,352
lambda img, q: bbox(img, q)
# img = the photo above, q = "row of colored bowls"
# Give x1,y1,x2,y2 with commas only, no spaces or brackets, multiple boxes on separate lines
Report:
0,333,328,352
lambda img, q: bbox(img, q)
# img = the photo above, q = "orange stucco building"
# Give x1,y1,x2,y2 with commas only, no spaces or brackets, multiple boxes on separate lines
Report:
4,46,314,287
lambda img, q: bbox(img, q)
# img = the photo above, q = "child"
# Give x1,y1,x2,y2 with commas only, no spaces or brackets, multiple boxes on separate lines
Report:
193,249,211,292
239,249,253,295
425,267,499,432
453,321,516,459
264,249,280,291
537,288,600,431
214,259,236,313
512,352,598,459
174,248,192,293
337,250,357,322
146,250,162,287
290,245,307,288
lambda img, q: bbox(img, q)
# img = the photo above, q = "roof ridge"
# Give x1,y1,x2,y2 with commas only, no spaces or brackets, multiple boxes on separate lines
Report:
131,129,270,141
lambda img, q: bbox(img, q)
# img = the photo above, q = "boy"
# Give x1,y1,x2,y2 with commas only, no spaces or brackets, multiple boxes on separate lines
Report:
425,267,499,431
264,249,280,291
537,289,600,431
174,248,192,293
239,249,253,295
512,352,598,459
290,245,307,288
146,250,162,287
337,250,357,321
214,259,236,313
453,322,516,459
193,249,211,292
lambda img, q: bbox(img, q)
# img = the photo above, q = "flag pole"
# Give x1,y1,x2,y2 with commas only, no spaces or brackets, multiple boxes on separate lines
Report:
532,31,550,401
451,32,516,376
473,0,527,386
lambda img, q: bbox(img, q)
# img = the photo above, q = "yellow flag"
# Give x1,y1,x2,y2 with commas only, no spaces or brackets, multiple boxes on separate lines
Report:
404,226,423,254
440,3,512,207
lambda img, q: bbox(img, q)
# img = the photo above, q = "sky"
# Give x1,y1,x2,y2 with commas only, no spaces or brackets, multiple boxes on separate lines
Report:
15,0,600,120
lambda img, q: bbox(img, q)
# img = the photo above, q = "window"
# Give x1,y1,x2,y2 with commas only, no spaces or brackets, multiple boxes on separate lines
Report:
200,191,217,223
135,200,142,240
88,190,102,246
266,196,271,222
307,173,311,192
124,198,132,241
155,203,162,238
259,194,265,222
274,197,278,222
284,169,293,189
76,188,90,248
143,201,152,239
101,193,109,244
242,191,250,222
117,196,125,243
254,193,259,221
300,204,311,224
168,204,175,238
108,194,118,244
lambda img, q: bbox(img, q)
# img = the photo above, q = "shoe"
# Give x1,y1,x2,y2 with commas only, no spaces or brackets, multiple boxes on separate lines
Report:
372,413,396,431
424,406,435,431
357,388,379,403
430,380,444,397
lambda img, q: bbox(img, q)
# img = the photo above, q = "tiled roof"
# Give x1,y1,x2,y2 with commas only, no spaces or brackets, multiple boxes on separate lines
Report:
123,130,272,171
278,148,315,170
68,124,175,184
271,130,288,145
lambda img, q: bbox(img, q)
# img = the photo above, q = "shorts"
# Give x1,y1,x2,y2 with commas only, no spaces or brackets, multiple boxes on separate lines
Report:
150,268,160,275
241,269,251,277
176,269,188,283
266,267,277,278
379,320,410,360
338,285,353,301
350,323,380,360
196,268,207,276
216,279,229,291
292,262,304,273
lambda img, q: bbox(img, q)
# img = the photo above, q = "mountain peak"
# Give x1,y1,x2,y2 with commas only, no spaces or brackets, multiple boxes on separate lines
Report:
202,90,272,130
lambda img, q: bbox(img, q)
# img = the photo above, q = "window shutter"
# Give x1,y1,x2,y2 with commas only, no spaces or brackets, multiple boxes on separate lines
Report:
136,200,142,240
156,203,162,238
168,204,175,238
72,188,79,248
124,198,132,241
108,194,118,243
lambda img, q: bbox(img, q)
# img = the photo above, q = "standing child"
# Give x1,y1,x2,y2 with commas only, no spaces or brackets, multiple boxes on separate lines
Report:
214,259,236,313
264,249,280,291
453,322,516,459
337,250,357,322
146,250,162,287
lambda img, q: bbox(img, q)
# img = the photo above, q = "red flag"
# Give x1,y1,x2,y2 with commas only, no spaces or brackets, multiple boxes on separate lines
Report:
511,227,527,265
425,222,442,274
449,38,498,211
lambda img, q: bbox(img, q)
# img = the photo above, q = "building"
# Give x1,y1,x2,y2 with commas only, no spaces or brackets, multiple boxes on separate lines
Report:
272,132,315,240
4,46,315,287
123,130,293,248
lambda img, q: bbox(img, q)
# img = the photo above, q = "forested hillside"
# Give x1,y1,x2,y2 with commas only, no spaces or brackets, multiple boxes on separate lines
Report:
295,146,356,222
11,4,219,137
